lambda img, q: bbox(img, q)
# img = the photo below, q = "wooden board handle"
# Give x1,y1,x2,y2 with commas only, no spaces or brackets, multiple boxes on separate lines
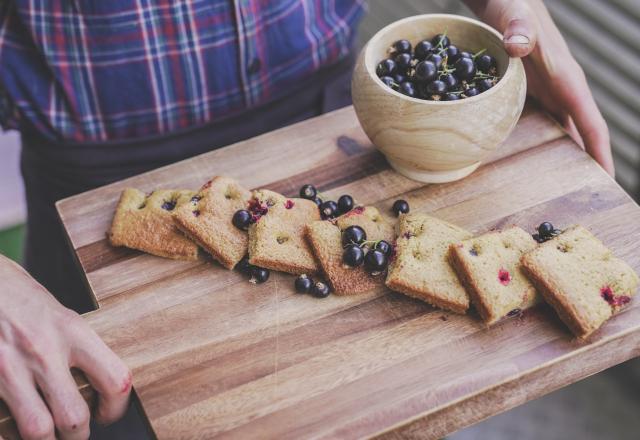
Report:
0,369,95,440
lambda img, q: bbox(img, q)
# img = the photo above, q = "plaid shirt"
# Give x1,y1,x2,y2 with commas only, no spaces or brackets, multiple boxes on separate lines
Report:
0,0,365,142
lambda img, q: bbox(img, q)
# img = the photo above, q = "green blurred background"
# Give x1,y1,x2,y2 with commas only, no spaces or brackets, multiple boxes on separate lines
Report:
0,224,23,262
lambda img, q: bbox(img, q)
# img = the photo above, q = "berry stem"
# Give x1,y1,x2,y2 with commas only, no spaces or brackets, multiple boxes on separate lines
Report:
473,48,486,59
359,239,383,248
435,29,448,50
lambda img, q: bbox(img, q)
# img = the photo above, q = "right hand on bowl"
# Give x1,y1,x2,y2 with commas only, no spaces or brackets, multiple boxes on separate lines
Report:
466,0,614,176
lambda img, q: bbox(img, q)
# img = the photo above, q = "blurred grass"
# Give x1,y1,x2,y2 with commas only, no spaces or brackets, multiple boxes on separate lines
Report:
0,224,25,263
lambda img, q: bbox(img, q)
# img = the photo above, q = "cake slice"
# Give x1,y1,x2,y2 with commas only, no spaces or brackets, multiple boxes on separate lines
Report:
173,176,251,269
449,226,539,324
109,188,199,261
386,213,473,313
306,206,395,295
248,189,321,274
521,225,639,338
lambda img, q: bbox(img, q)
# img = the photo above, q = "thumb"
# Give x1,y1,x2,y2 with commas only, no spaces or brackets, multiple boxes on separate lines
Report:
500,2,538,58
503,19,536,57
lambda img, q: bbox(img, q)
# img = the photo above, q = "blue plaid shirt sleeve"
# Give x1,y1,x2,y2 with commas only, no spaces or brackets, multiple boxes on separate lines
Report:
0,0,365,142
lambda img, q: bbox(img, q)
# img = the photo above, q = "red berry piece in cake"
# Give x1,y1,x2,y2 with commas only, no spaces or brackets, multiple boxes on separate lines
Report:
498,269,511,286
600,286,631,307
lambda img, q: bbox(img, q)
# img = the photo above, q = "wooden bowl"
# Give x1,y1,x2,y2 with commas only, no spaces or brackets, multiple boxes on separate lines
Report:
352,14,527,183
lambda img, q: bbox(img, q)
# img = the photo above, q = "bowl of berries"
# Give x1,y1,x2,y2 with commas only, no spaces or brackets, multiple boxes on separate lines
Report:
351,14,527,183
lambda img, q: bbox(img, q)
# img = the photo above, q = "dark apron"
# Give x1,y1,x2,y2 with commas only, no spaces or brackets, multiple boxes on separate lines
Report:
20,53,355,314
18,55,354,439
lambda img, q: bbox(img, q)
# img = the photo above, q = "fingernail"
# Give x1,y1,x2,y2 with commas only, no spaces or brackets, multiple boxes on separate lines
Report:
505,34,530,45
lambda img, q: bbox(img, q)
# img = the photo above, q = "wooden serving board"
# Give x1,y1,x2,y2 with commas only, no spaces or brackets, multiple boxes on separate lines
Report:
3,101,640,439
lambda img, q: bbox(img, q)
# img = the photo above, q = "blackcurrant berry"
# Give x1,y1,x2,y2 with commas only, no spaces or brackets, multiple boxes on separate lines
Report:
232,209,252,230
427,52,443,69
343,244,365,267
380,75,396,89
538,222,554,237
445,45,460,63
250,266,270,284
392,199,410,216
313,197,323,207
295,274,313,293
391,39,412,54
478,78,493,92
235,255,252,275
459,51,472,59
376,58,396,77
320,200,338,219
312,281,331,298
299,184,317,200
394,52,412,73
364,250,388,275
453,57,475,81
161,200,177,211
342,225,367,246
375,240,392,257
399,81,416,97
417,82,430,99
431,33,450,48
414,40,434,60
464,87,479,97
476,54,496,73
414,60,437,82
441,73,458,89
393,73,406,84
427,80,447,95
443,93,460,101
337,195,354,214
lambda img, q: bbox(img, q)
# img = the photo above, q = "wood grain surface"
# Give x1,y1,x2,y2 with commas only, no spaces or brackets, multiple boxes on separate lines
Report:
3,101,640,439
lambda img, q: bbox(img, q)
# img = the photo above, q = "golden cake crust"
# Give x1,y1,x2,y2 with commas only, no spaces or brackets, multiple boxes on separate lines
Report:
386,213,473,313
248,189,321,274
306,206,395,295
109,188,199,261
173,176,251,269
521,225,639,338
449,226,539,324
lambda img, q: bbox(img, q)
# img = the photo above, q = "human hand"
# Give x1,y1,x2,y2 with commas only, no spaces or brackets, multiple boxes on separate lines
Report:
0,255,131,439
464,0,614,176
